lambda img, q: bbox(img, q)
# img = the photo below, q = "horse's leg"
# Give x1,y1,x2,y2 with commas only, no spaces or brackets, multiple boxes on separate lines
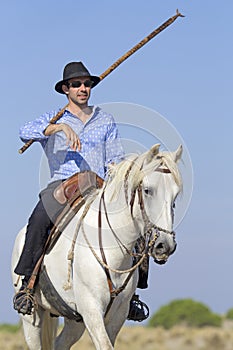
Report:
55,318,85,350
41,310,59,349
22,319,42,350
84,316,114,350
106,302,130,346
21,308,45,350
21,307,58,350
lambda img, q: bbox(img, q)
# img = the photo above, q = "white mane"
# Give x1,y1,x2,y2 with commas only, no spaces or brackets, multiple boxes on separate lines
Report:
106,149,183,201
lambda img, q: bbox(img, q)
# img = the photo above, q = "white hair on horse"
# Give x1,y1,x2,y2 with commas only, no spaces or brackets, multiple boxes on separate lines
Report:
107,146,183,202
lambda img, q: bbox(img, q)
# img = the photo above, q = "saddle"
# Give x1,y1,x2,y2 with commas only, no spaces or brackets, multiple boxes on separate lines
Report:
54,171,104,204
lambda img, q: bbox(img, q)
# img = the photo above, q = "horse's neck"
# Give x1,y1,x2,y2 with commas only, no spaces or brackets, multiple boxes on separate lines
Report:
94,184,140,250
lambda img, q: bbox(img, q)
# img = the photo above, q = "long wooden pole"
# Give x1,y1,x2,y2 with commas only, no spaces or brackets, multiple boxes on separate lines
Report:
19,9,184,154
99,9,184,81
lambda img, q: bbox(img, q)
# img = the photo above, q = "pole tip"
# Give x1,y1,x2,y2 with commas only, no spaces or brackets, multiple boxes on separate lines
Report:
176,9,185,18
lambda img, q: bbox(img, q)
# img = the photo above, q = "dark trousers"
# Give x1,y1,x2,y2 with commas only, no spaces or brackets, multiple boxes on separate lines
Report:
14,180,66,277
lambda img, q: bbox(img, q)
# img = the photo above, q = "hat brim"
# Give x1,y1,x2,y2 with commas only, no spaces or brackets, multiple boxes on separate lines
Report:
55,75,100,94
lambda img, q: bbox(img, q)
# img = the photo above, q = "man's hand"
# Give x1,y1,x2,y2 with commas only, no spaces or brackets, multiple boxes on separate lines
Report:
44,123,81,151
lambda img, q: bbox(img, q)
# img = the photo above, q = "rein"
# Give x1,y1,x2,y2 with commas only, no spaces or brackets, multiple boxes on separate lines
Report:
87,159,175,315
65,158,175,316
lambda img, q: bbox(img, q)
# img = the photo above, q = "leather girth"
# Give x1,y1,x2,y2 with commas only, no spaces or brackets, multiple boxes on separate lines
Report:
39,266,83,322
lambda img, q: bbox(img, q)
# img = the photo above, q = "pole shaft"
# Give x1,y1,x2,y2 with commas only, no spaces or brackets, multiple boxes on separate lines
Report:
99,9,184,81
18,9,184,154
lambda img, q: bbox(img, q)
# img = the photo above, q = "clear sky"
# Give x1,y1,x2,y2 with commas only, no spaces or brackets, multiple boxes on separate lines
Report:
1,0,232,324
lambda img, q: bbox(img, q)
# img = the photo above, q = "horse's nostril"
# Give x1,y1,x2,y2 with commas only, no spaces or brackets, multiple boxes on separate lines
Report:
156,243,164,249
155,242,165,252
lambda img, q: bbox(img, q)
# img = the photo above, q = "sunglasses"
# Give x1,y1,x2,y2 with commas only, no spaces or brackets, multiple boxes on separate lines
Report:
67,80,94,88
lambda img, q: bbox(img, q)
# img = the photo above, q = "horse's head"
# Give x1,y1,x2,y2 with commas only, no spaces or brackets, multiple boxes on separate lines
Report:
127,144,183,264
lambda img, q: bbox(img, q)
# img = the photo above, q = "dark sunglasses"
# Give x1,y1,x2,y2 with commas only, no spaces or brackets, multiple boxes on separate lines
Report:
67,80,93,88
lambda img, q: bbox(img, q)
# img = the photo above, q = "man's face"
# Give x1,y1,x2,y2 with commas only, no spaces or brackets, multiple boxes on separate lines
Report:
62,76,93,106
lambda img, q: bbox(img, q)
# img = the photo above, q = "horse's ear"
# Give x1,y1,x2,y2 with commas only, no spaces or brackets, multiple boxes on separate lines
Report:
175,144,183,162
145,143,160,163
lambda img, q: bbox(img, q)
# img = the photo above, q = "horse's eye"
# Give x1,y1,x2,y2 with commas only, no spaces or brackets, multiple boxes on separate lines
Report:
172,202,176,209
144,187,153,196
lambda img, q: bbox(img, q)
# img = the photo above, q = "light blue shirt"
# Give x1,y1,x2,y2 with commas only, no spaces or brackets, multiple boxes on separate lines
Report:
20,106,125,182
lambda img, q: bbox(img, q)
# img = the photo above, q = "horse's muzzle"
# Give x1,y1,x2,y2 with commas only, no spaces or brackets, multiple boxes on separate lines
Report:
152,240,177,265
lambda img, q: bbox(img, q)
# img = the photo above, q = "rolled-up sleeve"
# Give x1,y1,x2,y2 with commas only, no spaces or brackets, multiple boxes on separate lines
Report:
105,118,125,166
19,111,55,142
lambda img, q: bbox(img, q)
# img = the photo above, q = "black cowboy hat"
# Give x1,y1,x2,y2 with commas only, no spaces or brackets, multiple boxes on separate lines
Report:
55,61,100,94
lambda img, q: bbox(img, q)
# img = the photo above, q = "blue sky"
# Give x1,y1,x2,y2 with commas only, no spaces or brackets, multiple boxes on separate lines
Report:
1,1,232,324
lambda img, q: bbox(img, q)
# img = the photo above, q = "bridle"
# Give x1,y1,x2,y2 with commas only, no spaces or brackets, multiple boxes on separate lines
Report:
125,158,175,252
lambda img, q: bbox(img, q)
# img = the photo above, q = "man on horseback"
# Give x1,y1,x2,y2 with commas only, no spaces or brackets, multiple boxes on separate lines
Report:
13,61,149,322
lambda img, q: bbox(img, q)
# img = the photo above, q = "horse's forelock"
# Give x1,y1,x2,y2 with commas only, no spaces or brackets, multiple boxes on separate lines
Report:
158,151,183,190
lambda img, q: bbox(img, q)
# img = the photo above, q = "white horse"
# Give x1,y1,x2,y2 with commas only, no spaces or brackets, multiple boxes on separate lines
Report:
11,144,183,350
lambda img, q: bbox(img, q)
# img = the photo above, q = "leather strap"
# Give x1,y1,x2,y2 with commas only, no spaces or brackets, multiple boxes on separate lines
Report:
39,266,83,322
98,192,115,296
